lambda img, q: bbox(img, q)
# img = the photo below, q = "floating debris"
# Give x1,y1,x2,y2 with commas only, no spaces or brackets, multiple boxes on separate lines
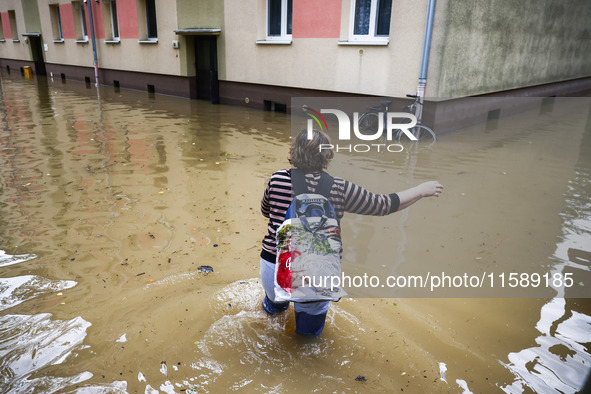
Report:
355,375,367,382
198,265,213,273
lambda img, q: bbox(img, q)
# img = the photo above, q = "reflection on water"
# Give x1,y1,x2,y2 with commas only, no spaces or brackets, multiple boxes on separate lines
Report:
502,298,591,393
0,274,76,311
0,73,589,393
501,115,591,393
0,251,36,268
0,312,92,392
0,249,90,392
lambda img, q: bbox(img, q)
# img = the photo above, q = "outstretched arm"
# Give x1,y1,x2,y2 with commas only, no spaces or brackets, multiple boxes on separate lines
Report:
396,181,443,211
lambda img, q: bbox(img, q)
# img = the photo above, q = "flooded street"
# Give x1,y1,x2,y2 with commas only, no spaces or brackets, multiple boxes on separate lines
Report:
0,72,590,393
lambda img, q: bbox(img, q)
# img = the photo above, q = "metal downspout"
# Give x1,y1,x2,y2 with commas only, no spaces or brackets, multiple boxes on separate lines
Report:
86,0,99,86
416,0,436,123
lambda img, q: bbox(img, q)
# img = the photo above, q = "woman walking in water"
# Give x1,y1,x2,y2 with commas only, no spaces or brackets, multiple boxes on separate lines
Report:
260,129,443,335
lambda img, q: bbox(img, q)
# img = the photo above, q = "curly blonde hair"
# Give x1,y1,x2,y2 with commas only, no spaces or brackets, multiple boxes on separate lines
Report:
289,129,334,171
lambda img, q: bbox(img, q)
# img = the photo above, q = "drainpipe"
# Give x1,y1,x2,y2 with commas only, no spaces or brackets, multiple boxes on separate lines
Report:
415,0,436,123
86,0,99,86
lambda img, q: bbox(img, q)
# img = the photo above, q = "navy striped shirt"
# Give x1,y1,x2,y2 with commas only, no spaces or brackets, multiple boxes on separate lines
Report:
260,169,400,262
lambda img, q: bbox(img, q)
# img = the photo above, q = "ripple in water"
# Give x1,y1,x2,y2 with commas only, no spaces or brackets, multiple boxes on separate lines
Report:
0,251,36,268
0,275,77,311
0,250,98,392
0,313,92,392
500,298,591,394
133,278,367,392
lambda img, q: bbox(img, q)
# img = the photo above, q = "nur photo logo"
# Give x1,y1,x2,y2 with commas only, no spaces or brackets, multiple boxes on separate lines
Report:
298,97,434,154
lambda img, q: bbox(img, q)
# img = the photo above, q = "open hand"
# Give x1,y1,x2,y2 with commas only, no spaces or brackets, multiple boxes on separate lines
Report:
419,181,444,197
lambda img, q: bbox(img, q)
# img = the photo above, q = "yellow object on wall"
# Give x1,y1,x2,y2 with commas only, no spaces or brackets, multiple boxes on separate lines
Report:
23,66,33,79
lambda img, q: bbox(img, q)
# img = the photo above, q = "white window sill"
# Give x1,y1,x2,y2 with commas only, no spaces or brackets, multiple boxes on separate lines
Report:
0,39,5,43
53,39,64,43
12,39,20,43
75,39,89,44
256,39,292,45
105,39,120,44
338,40,389,46
138,39,158,44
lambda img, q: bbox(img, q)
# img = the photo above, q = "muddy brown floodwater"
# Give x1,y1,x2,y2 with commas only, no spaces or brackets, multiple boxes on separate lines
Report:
0,72,590,393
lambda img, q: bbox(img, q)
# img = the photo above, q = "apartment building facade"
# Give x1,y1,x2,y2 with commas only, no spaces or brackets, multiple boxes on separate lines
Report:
1,0,590,116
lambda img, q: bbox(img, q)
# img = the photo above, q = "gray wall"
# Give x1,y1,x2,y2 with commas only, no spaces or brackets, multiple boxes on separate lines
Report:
428,0,591,97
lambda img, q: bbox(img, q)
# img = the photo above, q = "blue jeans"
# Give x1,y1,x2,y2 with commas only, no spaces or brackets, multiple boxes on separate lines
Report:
260,257,330,335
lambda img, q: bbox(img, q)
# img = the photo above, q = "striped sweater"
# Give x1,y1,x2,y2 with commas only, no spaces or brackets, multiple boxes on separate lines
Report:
260,169,400,262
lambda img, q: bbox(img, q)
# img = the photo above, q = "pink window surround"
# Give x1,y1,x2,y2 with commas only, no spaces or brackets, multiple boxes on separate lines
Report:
56,0,139,40
117,0,139,39
292,0,341,38
59,4,76,39
1,13,11,39
89,1,105,39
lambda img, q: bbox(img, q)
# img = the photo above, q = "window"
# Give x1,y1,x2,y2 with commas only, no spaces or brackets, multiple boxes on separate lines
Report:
73,1,88,41
103,0,120,42
267,0,292,41
50,4,64,41
350,0,392,42
137,0,158,42
80,4,88,39
110,0,119,39
8,10,18,41
146,0,157,39
0,15,4,41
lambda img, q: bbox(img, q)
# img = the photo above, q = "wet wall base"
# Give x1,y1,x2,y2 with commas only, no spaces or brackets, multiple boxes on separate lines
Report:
3,57,588,136
42,63,192,99
0,59,36,76
221,77,591,134
219,80,361,113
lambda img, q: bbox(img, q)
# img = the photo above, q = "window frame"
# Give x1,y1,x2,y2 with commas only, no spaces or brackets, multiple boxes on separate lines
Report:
110,0,120,40
103,0,120,42
137,0,158,43
8,10,19,42
72,1,88,42
266,0,292,42
0,13,5,41
80,3,88,40
145,0,158,40
348,0,392,43
50,4,64,42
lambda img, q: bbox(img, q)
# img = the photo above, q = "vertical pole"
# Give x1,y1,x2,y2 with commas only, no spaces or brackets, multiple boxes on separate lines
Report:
86,0,99,86
416,0,436,123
